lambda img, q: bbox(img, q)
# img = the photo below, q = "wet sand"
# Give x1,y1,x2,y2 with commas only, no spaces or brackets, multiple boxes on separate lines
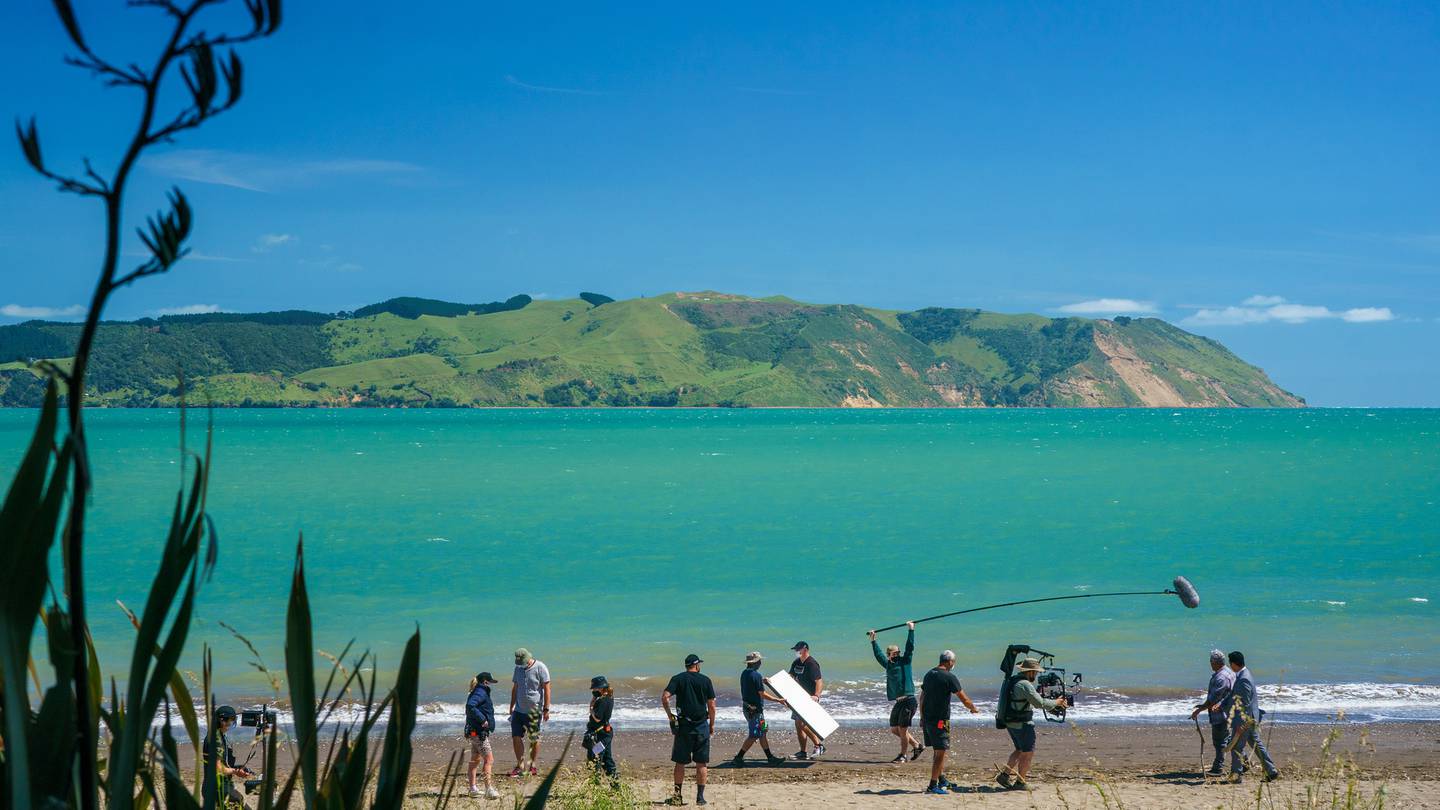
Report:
397,721,1440,807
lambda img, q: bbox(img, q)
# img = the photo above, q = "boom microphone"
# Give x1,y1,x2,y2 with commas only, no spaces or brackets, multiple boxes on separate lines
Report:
1173,576,1200,609
871,575,1200,634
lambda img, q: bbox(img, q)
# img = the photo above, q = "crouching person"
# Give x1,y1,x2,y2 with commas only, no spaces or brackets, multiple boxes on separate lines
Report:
996,657,1066,790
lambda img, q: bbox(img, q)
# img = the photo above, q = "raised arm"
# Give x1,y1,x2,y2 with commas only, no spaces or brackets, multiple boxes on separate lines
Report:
870,632,888,667
904,623,915,660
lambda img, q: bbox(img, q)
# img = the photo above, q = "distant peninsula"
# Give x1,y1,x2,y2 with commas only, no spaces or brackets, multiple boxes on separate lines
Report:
0,292,1303,408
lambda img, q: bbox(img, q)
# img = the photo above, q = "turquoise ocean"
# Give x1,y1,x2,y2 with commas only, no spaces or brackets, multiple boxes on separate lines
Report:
2,408,1436,731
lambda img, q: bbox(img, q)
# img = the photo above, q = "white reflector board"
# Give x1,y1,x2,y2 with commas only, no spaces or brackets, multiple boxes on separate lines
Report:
767,670,839,740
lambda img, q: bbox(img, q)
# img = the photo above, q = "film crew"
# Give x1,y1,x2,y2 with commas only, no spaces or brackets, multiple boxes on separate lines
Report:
1223,651,1280,783
202,705,250,809
917,649,979,795
788,641,825,759
585,676,619,783
731,651,789,767
662,654,717,806
507,647,551,778
869,621,922,763
1189,649,1235,776
996,657,1067,791
464,672,501,798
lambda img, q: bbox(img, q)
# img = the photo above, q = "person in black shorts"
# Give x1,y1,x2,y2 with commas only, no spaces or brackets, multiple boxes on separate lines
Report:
788,641,825,759
917,650,979,795
662,654,717,806
870,621,921,763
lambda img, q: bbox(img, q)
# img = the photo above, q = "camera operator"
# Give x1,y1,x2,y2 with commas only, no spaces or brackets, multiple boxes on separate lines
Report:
995,658,1066,791
203,706,250,809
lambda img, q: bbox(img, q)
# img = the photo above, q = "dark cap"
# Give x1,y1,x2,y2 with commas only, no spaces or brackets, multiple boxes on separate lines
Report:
475,672,498,684
590,675,610,690
790,641,809,651
684,653,703,667
215,705,238,721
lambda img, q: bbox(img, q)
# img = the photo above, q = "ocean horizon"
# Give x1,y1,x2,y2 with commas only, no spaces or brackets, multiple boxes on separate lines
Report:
3,407,1435,730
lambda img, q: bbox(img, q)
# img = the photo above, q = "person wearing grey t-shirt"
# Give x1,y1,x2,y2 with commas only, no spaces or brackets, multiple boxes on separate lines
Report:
507,648,551,777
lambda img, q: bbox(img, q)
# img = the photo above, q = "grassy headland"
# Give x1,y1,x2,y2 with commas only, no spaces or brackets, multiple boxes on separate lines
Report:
0,292,1303,408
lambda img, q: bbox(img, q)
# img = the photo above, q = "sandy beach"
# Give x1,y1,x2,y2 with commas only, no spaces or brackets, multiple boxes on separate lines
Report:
392,722,1440,808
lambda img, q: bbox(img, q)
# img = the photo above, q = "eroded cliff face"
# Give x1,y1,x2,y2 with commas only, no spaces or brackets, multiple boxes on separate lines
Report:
1046,322,1304,408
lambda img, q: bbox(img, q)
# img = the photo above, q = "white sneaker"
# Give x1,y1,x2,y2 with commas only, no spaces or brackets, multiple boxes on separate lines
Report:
484,786,500,799
468,785,481,796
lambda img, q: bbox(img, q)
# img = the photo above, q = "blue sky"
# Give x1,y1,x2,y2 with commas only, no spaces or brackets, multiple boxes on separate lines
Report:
1,2,1437,405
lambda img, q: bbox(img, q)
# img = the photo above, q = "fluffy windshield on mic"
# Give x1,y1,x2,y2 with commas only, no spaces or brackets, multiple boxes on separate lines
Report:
1173,576,1200,609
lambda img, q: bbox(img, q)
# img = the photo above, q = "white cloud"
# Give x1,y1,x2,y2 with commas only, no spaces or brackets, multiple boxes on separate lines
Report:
1242,294,1287,306
1,304,85,319
153,304,223,316
1055,298,1157,316
1184,297,1396,326
143,149,423,192
1340,307,1395,323
252,233,296,252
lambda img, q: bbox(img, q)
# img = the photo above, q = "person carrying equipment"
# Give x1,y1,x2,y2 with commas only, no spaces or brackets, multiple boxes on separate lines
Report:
869,621,922,763
996,657,1067,790
731,651,789,767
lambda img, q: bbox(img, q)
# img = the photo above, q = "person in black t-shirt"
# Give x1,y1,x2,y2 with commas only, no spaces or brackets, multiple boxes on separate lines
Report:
787,641,825,759
585,675,619,782
916,650,979,795
662,654,717,806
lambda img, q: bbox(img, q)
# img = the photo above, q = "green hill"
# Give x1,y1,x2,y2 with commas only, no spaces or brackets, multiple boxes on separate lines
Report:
0,292,1303,408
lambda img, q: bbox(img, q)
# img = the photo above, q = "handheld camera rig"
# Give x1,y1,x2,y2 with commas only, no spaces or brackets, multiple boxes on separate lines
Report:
238,704,277,794
997,644,1082,725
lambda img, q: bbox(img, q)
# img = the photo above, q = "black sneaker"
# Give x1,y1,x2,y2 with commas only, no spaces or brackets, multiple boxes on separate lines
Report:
793,751,810,761
891,754,908,763
996,771,1012,789
1264,772,1280,783
766,754,786,766
911,743,925,760
730,754,745,768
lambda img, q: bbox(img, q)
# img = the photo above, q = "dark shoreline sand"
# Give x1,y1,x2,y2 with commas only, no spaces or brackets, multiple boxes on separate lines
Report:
394,721,1440,807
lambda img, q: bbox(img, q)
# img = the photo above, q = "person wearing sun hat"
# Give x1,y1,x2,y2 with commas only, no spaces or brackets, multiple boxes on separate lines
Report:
996,656,1066,790
731,651,789,767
